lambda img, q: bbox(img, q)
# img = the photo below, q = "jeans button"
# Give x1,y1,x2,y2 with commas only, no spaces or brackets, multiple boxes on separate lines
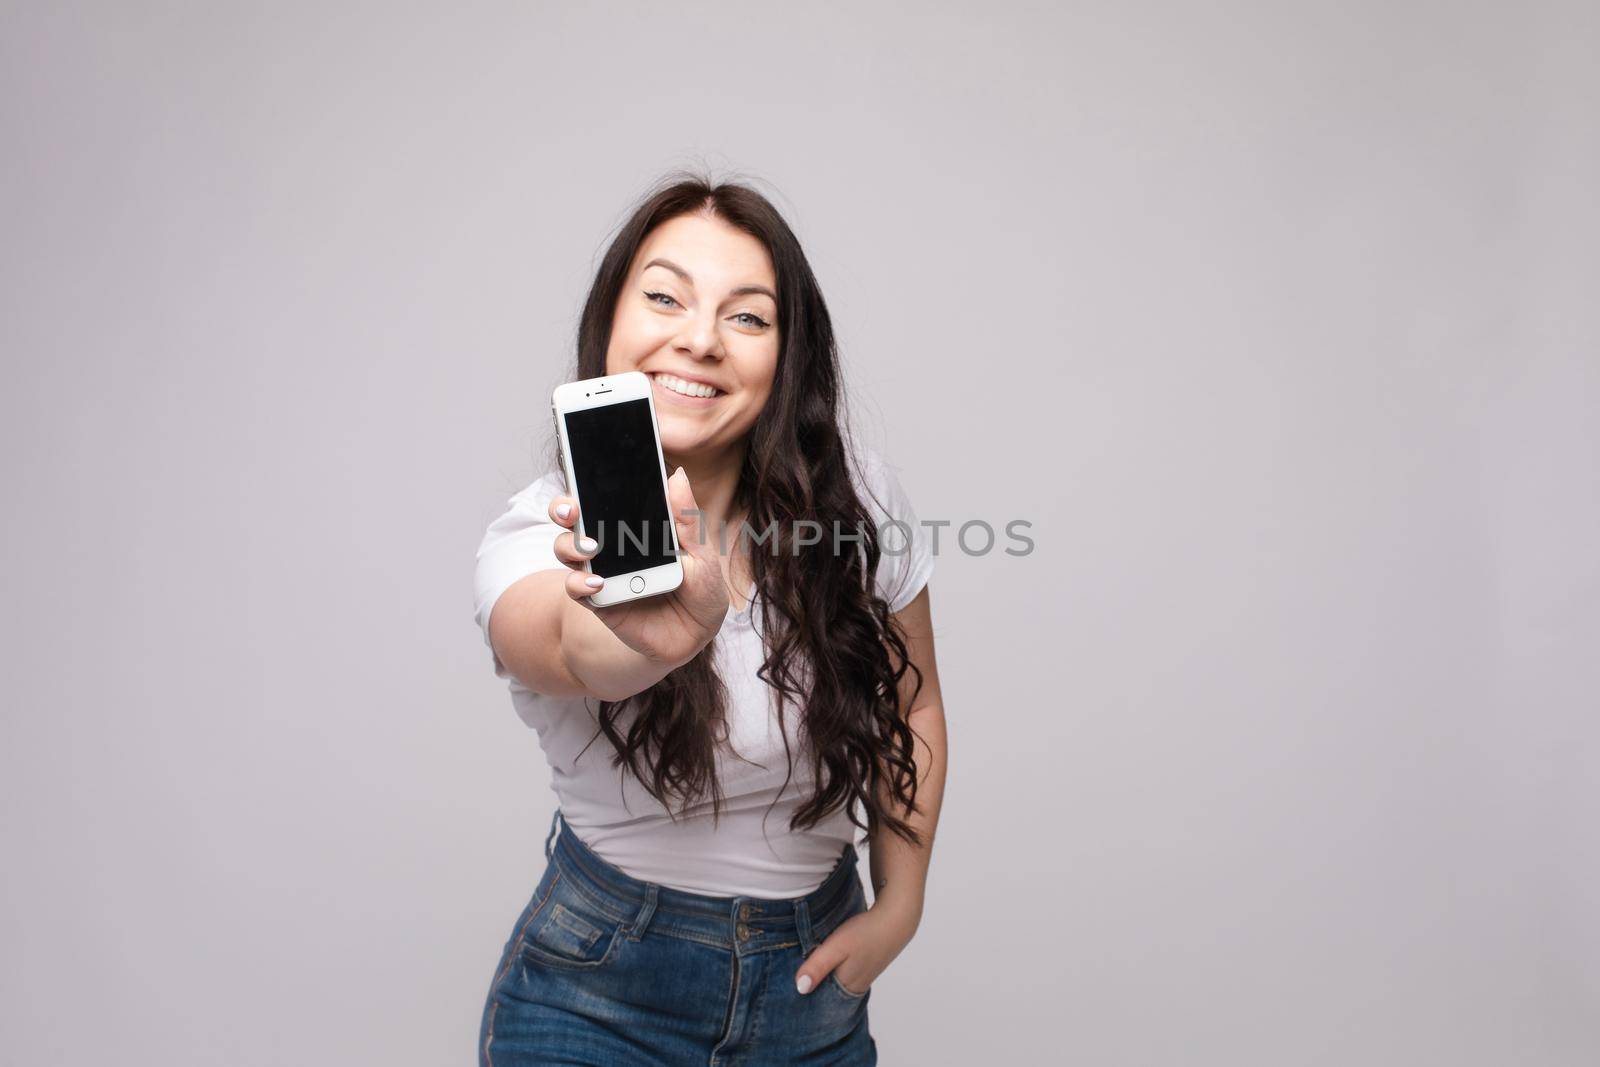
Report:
738,904,753,921
736,922,751,942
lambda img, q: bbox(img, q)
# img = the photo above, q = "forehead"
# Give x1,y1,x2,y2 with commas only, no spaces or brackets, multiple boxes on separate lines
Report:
633,214,775,289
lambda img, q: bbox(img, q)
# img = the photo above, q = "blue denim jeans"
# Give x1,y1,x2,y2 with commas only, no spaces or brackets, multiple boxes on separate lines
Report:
480,809,877,1066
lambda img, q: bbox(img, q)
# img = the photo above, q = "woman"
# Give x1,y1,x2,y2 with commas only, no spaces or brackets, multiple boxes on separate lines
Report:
472,175,947,1066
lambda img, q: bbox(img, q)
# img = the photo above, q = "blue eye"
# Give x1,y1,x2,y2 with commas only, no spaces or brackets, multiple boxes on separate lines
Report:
647,289,768,329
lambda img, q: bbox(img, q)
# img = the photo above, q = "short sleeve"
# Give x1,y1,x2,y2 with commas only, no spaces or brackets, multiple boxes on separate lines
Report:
473,471,567,679
859,450,934,614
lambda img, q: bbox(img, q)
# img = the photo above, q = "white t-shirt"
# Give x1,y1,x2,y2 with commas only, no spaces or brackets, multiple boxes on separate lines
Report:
472,447,934,898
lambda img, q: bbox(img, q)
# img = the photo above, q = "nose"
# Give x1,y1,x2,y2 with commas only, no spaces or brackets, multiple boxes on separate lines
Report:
672,306,724,361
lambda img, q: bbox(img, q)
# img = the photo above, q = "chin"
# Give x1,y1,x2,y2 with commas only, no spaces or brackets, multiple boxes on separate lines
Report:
657,430,702,455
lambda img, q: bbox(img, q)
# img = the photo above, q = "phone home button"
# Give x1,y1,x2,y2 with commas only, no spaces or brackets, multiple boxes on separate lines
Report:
629,576,646,594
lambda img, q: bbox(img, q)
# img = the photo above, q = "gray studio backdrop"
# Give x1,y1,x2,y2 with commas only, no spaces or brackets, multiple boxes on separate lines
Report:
3,2,1596,1065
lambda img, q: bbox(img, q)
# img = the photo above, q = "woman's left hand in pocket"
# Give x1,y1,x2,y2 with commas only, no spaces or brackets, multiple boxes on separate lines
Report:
796,903,920,997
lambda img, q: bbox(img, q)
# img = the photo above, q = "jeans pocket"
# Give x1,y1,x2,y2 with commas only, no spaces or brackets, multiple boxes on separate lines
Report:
826,971,871,1000
517,871,626,972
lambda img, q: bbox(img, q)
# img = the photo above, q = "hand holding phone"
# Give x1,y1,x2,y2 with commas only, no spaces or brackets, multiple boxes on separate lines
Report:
549,372,731,666
546,467,730,667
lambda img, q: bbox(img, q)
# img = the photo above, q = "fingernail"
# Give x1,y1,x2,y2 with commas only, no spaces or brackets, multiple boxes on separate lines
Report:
578,536,598,554
585,575,604,589
556,503,571,519
796,974,813,995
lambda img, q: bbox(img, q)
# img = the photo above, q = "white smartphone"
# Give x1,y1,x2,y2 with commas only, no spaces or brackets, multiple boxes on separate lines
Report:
551,370,684,607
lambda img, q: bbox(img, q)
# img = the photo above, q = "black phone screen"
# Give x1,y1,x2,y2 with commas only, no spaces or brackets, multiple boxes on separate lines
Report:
562,398,676,578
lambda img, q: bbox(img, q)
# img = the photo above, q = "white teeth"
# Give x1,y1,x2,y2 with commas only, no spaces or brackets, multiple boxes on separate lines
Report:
654,373,720,398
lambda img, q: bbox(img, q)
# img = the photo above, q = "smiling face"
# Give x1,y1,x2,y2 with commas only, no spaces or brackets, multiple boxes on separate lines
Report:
605,212,781,462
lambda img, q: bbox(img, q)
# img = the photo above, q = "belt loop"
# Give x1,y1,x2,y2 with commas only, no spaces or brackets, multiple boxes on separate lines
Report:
628,883,659,941
794,897,815,954
543,808,562,862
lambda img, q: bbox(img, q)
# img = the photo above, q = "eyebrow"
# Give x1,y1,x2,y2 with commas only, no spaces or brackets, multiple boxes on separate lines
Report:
642,257,777,303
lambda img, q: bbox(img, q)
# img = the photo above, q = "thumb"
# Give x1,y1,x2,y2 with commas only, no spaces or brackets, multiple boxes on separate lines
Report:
668,467,711,556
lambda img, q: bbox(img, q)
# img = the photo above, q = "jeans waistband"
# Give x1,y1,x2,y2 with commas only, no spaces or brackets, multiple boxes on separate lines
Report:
540,808,861,955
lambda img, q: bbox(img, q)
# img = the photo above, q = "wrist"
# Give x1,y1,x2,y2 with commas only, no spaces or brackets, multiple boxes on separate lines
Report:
663,632,712,672
561,618,676,701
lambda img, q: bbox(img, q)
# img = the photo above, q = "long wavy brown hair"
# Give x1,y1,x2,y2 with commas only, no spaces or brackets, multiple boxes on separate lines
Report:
559,173,925,849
